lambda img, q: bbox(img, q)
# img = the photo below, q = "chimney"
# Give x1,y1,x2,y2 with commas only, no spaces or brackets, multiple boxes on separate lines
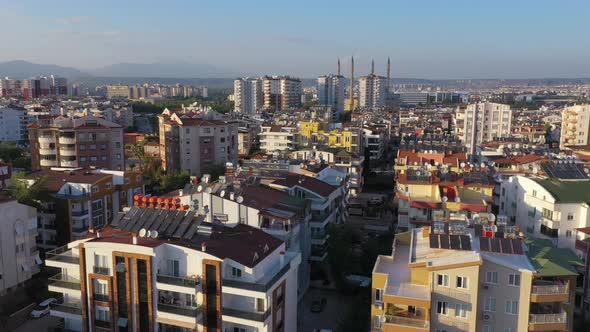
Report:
201,242,207,252
132,233,138,245
280,250,285,266
422,226,430,239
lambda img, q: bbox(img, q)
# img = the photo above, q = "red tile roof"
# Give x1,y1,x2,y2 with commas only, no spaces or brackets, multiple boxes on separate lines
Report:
275,173,339,197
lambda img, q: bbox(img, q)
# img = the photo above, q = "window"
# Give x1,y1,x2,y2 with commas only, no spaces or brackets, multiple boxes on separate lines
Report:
231,267,242,278
90,144,97,150
116,153,121,160
456,276,468,289
221,137,225,143
80,157,86,162
94,254,108,268
106,183,112,190
101,156,107,161
115,142,121,149
92,199,103,210
501,188,505,196
436,301,448,315
96,307,109,322
375,289,383,302
566,230,572,238
93,215,104,227
100,144,106,150
256,298,265,312
204,128,211,134
542,208,554,220
437,274,449,287
166,259,180,276
185,128,190,134
233,328,246,332
504,329,513,332
486,271,498,284
455,303,468,318
532,190,537,197
484,297,496,312
568,213,574,221
508,274,520,286
92,186,98,193
94,280,107,295
505,300,518,315
80,145,86,150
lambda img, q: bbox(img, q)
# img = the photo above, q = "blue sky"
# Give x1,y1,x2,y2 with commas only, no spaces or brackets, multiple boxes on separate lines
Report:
2,0,590,78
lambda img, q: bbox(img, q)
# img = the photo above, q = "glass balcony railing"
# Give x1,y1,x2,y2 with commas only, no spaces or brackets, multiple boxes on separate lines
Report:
52,301,82,315
93,266,110,275
94,320,110,329
222,306,271,322
222,262,290,292
48,273,81,290
532,284,568,295
384,315,430,329
156,274,200,288
157,303,201,317
529,312,566,324
46,246,79,264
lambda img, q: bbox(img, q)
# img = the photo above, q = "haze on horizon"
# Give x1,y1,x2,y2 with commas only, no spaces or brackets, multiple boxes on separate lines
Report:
2,0,590,79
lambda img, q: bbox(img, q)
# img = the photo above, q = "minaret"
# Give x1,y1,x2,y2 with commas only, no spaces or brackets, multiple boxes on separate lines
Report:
387,57,391,93
337,58,341,76
349,56,354,102
371,59,375,75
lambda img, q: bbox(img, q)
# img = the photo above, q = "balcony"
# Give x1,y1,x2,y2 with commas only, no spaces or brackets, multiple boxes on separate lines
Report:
40,159,58,167
59,147,77,156
60,160,78,167
72,224,88,234
157,302,201,317
222,306,271,322
531,283,569,303
94,320,111,330
385,284,431,307
39,148,57,155
528,312,567,331
94,293,109,302
222,257,292,293
156,274,200,288
382,315,429,331
51,301,82,316
71,209,89,217
93,266,110,275
39,136,56,143
59,137,76,144
48,273,81,291
46,245,80,265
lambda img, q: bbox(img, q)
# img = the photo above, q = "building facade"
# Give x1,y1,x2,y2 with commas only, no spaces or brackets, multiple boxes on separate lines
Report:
317,74,345,118
234,78,263,115
358,74,386,110
458,102,512,157
560,104,590,147
0,106,27,142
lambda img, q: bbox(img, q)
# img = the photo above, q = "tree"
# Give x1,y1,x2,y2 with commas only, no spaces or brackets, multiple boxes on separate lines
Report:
0,142,30,170
8,172,48,208
158,170,190,193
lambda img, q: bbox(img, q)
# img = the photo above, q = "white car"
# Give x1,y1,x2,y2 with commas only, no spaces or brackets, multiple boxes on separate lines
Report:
30,298,57,318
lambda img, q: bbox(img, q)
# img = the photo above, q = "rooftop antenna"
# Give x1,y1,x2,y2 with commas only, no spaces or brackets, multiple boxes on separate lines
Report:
337,58,341,76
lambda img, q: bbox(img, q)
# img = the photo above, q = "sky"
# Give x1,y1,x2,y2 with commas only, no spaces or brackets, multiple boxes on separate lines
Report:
2,0,590,79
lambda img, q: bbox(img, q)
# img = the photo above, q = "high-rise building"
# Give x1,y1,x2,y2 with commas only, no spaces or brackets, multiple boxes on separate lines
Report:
50,75,68,95
317,74,345,119
46,206,300,332
560,104,590,147
458,102,512,157
28,116,125,171
158,108,238,175
233,77,263,115
0,77,22,96
358,61,386,110
0,106,27,142
261,76,302,111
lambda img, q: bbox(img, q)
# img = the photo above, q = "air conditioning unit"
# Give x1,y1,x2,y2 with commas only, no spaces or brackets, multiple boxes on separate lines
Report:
482,312,494,321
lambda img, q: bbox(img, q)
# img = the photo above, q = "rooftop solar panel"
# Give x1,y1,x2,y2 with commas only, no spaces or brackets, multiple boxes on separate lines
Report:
157,210,177,232
117,206,139,230
123,207,147,231
173,210,197,238
460,235,471,250
151,209,170,231
164,210,186,237
500,238,513,254
440,235,450,249
450,235,461,249
110,212,124,227
131,208,155,232
142,209,161,231
479,237,490,252
490,238,501,253
183,215,205,239
512,239,524,255
429,234,439,249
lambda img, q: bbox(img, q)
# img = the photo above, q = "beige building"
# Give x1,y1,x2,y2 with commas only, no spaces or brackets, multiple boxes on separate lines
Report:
0,198,40,295
457,102,512,157
371,221,579,332
28,116,125,171
560,104,590,147
105,85,130,99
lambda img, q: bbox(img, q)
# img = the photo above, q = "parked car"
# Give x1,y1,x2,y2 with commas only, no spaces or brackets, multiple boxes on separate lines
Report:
346,274,371,287
368,196,383,205
30,298,57,318
310,297,327,313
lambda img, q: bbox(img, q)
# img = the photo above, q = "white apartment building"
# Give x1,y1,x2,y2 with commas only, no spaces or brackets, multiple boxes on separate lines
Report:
560,104,590,147
317,75,345,118
358,74,386,110
234,78,263,115
459,102,512,157
46,206,300,332
259,126,297,154
0,199,40,295
499,174,590,254
0,106,27,142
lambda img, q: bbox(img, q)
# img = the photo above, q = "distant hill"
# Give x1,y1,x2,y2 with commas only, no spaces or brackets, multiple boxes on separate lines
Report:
0,60,89,78
90,61,243,78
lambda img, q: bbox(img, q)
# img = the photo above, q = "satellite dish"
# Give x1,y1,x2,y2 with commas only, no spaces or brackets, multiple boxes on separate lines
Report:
584,168,590,174
455,197,461,203
205,187,212,193
460,162,466,168
220,190,226,198
236,196,244,203
146,230,152,238
151,230,159,239
196,185,203,192
435,161,440,166
489,214,496,222
413,162,418,166
442,196,448,202
139,228,147,237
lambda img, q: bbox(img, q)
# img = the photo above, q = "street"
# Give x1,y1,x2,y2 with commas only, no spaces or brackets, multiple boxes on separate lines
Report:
298,288,355,332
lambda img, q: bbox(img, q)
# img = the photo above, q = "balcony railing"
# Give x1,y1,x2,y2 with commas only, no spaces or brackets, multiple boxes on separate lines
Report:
158,303,200,317
222,261,291,293
94,293,109,302
71,209,89,217
156,274,200,288
384,315,430,329
222,307,271,322
49,273,81,290
46,245,79,264
529,312,566,324
94,320,110,329
532,284,568,295
52,301,82,315
93,266,110,275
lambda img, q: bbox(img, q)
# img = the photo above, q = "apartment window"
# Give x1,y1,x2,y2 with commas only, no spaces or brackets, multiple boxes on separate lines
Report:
100,144,106,150
436,301,448,315
532,190,537,197
567,213,574,221
508,274,520,286
484,297,496,312
501,188,505,196
203,138,211,143
504,329,513,332
486,271,498,284
101,156,107,161
220,137,225,143
94,280,107,295
166,259,180,277
80,157,86,162
375,288,383,302
482,325,493,332
233,328,246,332
116,153,121,160
542,208,553,220
256,298,265,312
92,186,99,193
93,215,104,227
204,128,211,134
185,128,190,134
505,300,518,315
90,144,97,150
115,142,121,149
90,156,97,161
94,254,108,268
15,243,25,253
455,303,468,318
106,183,112,190
231,267,242,278
566,230,572,238
96,307,109,322
92,199,103,210
456,276,468,289
437,274,449,287
80,145,86,150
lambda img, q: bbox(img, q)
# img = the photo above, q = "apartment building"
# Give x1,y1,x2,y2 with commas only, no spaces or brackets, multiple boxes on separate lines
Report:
261,76,302,112
560,104,590,147
46,206,300,332
0,77,22,96
358,74,386,110
457,102,512,157
395,168,494,231
0,198,40,295
28,116,125,171
297,121,364,155
106,85,131,99
21,75,68,100
0,105,27,142
234,78,263,115
371,221,579,332
258,126,297,154
158,108,238,175
24,168,144,251
317,74,345,118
